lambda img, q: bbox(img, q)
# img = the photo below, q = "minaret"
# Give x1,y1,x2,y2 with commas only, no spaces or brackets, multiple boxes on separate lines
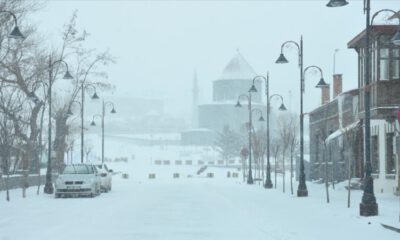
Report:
192,70,199,128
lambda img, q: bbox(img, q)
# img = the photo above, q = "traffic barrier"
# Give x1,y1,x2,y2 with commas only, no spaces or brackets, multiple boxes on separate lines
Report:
185,160,192,165
163,160,170,165
175,160,182,165
148,173,156,179
232,173,239,178
173,173,179,178
207,173,214,178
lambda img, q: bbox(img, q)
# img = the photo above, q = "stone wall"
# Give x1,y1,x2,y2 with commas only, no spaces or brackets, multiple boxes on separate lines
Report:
0,174,57,191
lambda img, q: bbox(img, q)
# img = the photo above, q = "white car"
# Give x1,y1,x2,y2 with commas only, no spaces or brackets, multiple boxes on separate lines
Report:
94,163,113,192
55,164,101,198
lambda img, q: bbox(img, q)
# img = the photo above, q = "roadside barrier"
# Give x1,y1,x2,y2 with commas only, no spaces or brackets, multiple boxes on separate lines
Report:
148,173,156,179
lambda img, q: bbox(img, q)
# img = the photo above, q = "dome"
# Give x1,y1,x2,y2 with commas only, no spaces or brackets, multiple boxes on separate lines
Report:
218,51,257,80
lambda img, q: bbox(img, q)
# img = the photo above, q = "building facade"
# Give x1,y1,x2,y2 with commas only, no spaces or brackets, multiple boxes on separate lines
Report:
309,23,400,194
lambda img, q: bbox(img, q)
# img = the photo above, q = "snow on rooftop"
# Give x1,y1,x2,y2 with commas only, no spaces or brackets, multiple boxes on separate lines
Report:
218,51,257,80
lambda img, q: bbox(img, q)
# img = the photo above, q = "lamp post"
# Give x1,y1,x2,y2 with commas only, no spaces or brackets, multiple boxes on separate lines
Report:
90,100,116,164
249,73,287,188
276,37,308,197
80,84,99,163
327,0,400,217
236,90,265,185
276,37,328,196
43,58,73,194
0,10,25,39
236,93,254,184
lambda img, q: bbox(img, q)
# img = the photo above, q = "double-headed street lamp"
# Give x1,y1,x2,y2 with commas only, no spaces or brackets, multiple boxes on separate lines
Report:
326,0,400,216
80,84,99,163
90,100,116,164
275,37,308,197
43,58,73,194
276,38,327,196
235,90,265,184
248,73,287,189
0,10,25,39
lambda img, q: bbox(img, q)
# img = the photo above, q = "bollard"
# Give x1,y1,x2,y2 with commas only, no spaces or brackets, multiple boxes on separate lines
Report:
227,171,231,178
207,172,214,178
173,173,179,178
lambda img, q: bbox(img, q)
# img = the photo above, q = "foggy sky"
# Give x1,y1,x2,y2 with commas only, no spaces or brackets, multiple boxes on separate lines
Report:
31,0,399,122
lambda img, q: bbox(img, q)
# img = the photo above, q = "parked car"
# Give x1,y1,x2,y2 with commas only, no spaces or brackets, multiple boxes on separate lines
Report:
55,164,101,198
94,163,113,192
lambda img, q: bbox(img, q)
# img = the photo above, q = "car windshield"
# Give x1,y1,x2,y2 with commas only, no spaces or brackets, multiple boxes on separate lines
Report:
62,165,94,174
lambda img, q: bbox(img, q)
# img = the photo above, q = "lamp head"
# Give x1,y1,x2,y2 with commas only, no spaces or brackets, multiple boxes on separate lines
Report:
63,70,73,79
275,53,288,64
235,101,242,108
111,108,116,114
90,120,96,126
326,0,348,7
315,78,329,88
279,103,287,111
248,84,257,93
258,116,265,122
91,92,100,100
8,26,25,39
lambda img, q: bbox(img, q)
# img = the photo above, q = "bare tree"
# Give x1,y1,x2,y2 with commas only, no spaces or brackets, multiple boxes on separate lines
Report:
50,12,113,170
270,134,281,189
214,125,243,165
278,114,292,193
252,127,267,185
287,113,299,195
0,85,21,201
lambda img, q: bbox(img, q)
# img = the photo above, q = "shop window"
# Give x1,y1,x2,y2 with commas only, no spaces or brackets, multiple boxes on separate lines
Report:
386,132,396,174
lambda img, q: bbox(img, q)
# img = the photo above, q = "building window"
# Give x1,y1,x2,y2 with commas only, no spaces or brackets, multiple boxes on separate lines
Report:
379,48,389,80
371,135,379,173
376,34,400,81
392,49,399,79
386,132,395,174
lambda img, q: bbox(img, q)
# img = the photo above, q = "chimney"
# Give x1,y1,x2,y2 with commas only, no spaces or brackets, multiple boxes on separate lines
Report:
333,74,343,98
321,85,330,105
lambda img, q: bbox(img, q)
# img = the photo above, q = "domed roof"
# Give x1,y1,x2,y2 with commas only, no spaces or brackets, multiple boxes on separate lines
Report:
218,51,257,80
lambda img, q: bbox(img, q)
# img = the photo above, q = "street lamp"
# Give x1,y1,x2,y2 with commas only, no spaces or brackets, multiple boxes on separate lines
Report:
43,58,73,194
326,1,400,217
90,100,116,164
80,84,100,163
249,73,287,189
275,37,309,197
235,89,265,184
0,10,25,39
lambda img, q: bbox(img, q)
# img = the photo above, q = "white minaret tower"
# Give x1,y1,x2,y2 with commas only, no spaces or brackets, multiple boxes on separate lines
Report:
192,70,199,128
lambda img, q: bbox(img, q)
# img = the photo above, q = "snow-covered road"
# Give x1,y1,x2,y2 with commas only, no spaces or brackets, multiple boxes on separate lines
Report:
1,161,399,240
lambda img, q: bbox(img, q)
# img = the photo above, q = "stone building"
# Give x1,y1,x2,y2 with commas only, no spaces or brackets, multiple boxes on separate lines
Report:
182,51,268,145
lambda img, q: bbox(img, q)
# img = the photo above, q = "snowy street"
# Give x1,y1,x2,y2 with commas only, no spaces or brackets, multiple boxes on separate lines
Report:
1,158,399,240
